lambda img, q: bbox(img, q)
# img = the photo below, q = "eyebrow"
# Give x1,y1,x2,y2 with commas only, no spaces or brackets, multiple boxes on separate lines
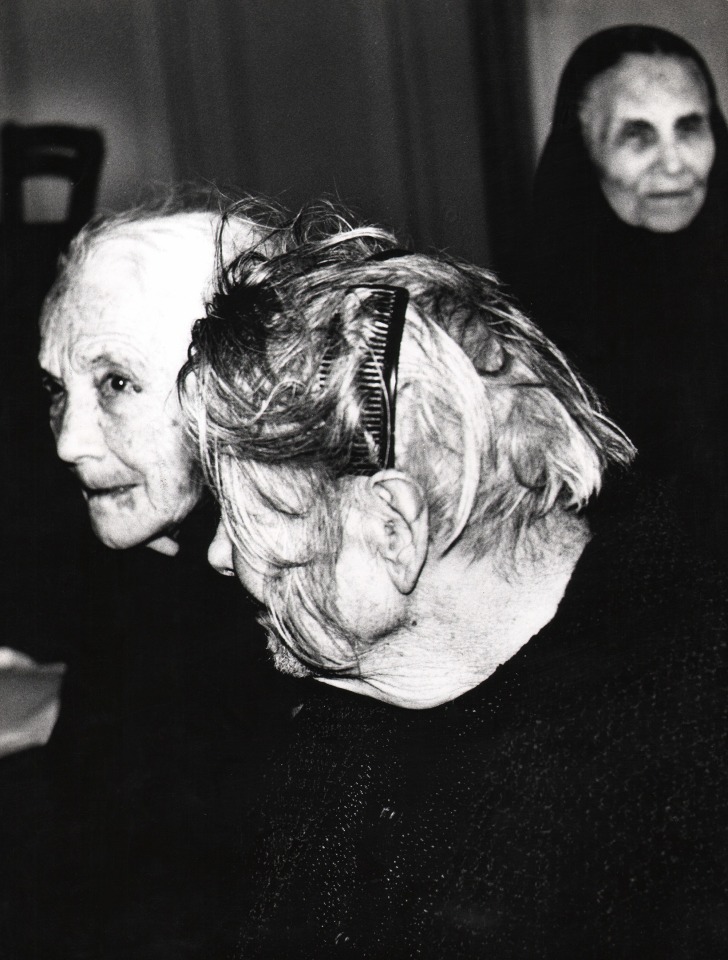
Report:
611,118,654,145
39,350,148,383
617,118,654,133
675,111,708,126
86,351,146,371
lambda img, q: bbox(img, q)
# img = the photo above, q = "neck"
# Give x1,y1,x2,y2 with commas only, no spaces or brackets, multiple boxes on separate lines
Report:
320,512,589,710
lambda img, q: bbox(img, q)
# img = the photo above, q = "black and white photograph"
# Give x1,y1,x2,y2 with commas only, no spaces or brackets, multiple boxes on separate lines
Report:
1,2,726,957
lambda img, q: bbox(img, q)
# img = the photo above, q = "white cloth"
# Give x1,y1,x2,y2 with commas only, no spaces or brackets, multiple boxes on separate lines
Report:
0,647,65,758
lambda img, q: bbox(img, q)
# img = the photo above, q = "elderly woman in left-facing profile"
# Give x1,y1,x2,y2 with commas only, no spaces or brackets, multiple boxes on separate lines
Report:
18,195,297,960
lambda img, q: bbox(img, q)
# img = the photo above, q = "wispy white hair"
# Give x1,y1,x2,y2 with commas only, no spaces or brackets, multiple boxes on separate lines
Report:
40,190,289,333
181,202,635,674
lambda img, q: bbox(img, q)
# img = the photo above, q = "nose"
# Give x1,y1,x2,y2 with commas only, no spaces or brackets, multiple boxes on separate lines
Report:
208,520,236,576
658,137,686,176
53,394,106,465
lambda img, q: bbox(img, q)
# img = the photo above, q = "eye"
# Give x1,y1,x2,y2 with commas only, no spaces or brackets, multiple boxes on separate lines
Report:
41,373,65,403
98,372,137,399
618,120,657,150
107,374,130,392
676,113,710,138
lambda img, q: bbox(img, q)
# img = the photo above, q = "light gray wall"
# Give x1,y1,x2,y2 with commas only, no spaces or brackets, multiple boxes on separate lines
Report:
0,0,491,264
0,0,175,212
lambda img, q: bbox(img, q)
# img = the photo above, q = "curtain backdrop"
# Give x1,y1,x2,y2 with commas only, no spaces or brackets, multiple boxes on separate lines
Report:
469,0,534,267
1,0,540,267
152,0,502,265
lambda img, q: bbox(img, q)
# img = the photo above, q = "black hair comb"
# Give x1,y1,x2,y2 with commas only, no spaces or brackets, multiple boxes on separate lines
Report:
319,284,409,475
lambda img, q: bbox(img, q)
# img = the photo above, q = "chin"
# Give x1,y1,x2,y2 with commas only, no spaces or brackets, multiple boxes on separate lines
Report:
89,514,165,551
641,191,706,234
262,620,312,678
644,212,700,233
91,525,150,550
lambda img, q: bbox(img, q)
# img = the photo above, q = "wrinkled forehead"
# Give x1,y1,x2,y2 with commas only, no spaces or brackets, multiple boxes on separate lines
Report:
581,53,711,140
40,218,217,369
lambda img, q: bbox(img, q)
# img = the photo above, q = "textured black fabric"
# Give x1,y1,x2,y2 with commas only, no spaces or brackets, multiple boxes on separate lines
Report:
235,485,727,959
12,505,300,960
510,27,728,562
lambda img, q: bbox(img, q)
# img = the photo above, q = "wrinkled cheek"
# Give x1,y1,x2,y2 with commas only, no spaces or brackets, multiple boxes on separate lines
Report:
692,136,716,180
153,465,199,511
127,425,199,514
603,164,638,196
599,174,642,225
333,551,387,641
233,559,267,604
108,421,145,473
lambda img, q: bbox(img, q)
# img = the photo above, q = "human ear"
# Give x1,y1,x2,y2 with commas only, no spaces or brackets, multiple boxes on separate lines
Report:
368,470,429,594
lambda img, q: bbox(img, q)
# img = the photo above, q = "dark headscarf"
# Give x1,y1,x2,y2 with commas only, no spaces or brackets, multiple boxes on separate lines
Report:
531,24,728,260
516,25,728,561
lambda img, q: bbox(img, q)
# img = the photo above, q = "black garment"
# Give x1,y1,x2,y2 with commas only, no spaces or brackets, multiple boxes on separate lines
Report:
236,485,727,959
510,26,728,561
14,508,299,960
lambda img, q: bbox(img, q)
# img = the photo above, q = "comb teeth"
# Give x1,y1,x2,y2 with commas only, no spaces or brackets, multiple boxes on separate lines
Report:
355,291,399,466
318,285,408,476
318,352,335,384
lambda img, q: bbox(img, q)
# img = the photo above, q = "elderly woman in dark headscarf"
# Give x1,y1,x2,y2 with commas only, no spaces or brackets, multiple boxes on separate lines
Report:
517,25,728,559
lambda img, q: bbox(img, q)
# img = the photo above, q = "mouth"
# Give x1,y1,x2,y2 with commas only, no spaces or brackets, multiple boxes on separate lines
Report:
646,189,694,202
82,484,137,500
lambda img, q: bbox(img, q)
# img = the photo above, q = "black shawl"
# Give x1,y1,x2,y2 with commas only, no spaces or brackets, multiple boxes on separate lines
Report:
515,25,728,560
